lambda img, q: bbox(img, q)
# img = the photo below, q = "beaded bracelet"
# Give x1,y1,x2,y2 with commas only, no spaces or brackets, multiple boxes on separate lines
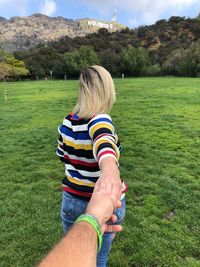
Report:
75,213,103,252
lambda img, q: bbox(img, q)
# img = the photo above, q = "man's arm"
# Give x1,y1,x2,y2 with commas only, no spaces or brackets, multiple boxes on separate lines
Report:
39,222,97,267
38,178,122,267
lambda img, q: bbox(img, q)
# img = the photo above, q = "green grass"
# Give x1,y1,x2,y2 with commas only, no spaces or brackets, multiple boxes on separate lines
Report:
0,78,200,267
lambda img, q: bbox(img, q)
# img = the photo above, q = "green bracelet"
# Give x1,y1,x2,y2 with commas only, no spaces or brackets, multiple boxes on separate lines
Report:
75,213,102,252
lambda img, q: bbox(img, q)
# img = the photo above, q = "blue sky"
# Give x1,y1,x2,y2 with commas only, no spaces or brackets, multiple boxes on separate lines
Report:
0,0,200,28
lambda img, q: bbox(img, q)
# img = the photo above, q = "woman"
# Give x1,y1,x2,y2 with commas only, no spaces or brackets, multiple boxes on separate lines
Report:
56,65,127,267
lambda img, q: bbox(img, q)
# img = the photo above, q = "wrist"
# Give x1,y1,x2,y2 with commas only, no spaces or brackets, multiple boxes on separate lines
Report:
77,221,97,236
75,214,103,252
101,166,119,178
100,157,118,172
85,209,104,228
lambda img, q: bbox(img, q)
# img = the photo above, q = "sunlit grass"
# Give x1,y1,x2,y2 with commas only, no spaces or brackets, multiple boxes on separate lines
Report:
0,78,200,266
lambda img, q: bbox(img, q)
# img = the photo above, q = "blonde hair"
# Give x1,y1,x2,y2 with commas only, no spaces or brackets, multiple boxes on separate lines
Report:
73,65,116,119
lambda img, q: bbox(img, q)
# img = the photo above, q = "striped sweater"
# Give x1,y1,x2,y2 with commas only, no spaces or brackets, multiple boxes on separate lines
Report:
56,113,127,199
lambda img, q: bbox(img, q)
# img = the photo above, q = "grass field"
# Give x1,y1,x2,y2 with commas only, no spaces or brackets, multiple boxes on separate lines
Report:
0,77,200,267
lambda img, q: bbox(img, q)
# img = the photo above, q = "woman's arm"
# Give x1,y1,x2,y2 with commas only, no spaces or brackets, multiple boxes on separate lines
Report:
88,114,122,201
56,126,65,162
99,157,122,202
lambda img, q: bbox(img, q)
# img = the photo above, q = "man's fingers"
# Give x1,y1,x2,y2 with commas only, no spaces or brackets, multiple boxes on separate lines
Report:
110,214,117,223
106,225,122,233
116,200,122,209
111,182,122,202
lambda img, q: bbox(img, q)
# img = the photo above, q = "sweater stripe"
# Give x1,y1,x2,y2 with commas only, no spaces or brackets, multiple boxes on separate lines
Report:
60,125,90,140
63,139,93,150
66,175,95,187
64,154,98,168
66,166,101,178
98,150,116,162
89,122,113,138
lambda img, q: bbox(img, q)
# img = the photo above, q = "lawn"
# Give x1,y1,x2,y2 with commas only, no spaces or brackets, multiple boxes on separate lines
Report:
0,77,200,267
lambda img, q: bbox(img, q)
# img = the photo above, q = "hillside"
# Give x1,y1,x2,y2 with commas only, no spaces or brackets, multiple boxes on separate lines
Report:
136,16,200,62
0,14,125,52
3,15,199,78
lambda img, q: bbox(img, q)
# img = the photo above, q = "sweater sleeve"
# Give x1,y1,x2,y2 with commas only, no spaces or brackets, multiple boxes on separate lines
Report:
88,114,120,166
56,125,65,162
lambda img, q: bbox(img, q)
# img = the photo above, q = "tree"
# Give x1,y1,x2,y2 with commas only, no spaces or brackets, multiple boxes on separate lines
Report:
99,50,120,76
184,41,200,77
162,49,185,76
0,50,29,80
119,47,149,76
0,50,29,100
0,63,10,80
64,46,99,77
162,41,200,77
6,56,29,78
143,64,161,76
25,59,45,78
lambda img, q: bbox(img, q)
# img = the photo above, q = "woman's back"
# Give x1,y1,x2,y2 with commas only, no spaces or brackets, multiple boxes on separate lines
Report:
57,113,120,199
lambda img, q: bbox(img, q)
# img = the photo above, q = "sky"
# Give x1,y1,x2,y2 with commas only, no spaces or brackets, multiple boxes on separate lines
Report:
0,0,200,28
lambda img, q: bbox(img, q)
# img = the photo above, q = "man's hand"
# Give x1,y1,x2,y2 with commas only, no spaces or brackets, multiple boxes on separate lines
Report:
86,178,122,234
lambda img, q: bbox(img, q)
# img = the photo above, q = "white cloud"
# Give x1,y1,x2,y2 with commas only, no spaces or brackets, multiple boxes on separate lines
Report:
0,0,29,17
0,0,13,6
39,0,57,16
0,0,200,25
79,0,200,26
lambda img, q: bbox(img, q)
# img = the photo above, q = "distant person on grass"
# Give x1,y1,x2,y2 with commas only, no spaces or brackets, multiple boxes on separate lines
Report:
56,65,128,267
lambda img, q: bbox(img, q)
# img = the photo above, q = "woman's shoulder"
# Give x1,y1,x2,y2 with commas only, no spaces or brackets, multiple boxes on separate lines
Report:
88,113,112,124
63,112,89,124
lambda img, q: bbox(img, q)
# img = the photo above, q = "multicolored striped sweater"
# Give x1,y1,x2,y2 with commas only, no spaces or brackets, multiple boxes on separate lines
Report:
56,113,127,200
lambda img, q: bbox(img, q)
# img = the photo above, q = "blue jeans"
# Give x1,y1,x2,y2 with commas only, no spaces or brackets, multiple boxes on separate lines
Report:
61,191,126,267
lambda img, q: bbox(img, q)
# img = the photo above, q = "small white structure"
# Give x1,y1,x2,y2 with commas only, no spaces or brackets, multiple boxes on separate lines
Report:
87,20,113,30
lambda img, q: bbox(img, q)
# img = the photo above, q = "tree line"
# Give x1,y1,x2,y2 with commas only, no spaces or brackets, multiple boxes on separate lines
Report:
1,16,200,80
13,41,200,79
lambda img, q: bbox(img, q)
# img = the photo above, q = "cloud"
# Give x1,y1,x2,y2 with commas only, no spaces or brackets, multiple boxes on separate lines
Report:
77,0,114,18
119,0,200,24
39,0,57,16
79,0,200,26
0,0,13,6
0,0,29,16
0,0,200,25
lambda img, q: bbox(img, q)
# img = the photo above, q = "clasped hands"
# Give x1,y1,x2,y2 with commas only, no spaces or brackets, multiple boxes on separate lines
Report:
86,170,122,234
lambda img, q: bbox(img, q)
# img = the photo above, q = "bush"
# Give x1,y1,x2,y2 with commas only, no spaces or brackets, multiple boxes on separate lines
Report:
162,41,200,77
143,64,161,76
64,45,99,77
119,46,150,76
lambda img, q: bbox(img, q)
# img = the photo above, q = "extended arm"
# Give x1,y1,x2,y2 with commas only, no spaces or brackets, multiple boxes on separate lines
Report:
99,157,121,202
38,222,97,267
88,114,122,201
38,179,122,267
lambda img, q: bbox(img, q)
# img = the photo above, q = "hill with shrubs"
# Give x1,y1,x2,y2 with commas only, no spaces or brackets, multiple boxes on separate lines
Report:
1,15,200,78
0,14,124,52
